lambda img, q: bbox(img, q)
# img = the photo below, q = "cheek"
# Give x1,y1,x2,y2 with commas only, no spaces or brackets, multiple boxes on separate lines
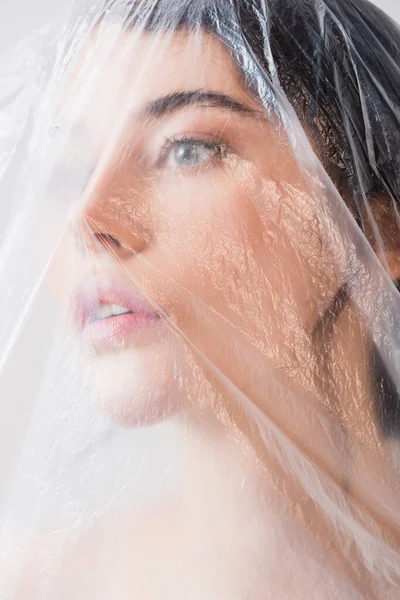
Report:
150,170,259,304
152,167,335,328
133,165,342,398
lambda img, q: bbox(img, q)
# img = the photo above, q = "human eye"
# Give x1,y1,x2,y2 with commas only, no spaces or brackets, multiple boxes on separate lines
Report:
156,136,229,170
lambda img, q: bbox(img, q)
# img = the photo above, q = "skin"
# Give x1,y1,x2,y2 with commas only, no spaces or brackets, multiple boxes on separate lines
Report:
27,23,400,598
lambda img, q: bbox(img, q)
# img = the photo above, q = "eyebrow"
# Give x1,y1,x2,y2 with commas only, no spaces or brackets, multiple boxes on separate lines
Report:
143,90,259,119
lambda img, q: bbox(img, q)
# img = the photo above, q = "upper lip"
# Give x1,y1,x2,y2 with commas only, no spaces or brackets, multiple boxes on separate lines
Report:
74,280,161,329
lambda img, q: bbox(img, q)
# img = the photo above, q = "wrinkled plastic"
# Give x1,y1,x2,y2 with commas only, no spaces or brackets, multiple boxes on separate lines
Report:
1,0,400,597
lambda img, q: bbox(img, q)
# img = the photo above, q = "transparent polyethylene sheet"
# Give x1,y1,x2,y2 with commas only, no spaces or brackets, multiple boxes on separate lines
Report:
1,0,400,598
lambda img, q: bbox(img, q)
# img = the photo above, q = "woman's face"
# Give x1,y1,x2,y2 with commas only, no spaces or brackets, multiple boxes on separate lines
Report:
18,21,400,598
51,25,366,445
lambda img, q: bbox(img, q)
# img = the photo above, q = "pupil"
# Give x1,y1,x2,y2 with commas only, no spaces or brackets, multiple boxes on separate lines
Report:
175,143,199,165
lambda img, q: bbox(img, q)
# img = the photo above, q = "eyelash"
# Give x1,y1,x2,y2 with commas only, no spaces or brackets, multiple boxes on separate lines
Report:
156,135,230,170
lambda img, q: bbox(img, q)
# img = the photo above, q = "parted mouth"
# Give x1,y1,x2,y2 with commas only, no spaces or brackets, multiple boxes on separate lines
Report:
91,302,134,321
73,280,162,341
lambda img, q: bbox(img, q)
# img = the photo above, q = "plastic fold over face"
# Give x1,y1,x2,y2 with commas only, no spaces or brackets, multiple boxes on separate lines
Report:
1,0,400,598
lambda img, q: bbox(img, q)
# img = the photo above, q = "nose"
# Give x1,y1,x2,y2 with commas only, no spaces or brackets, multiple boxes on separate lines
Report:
77,152,153,258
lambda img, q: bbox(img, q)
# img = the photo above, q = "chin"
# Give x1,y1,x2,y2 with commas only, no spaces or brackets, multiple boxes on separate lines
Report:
86,341,189,428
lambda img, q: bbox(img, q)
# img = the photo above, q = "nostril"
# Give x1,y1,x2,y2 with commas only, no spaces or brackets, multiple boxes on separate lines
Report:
96,233,122,248
94,232,137,258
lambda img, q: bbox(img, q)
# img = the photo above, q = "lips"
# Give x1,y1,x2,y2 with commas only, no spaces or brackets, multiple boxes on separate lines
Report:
74,281,162,346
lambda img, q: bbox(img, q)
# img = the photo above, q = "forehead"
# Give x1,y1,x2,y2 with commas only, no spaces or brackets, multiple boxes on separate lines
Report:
66,25,256,117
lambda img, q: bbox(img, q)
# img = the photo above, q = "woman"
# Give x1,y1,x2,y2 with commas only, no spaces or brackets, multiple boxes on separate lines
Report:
2,0,400,597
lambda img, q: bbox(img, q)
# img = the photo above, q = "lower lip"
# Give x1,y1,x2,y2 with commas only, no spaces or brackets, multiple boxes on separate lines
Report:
83,312,162,346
